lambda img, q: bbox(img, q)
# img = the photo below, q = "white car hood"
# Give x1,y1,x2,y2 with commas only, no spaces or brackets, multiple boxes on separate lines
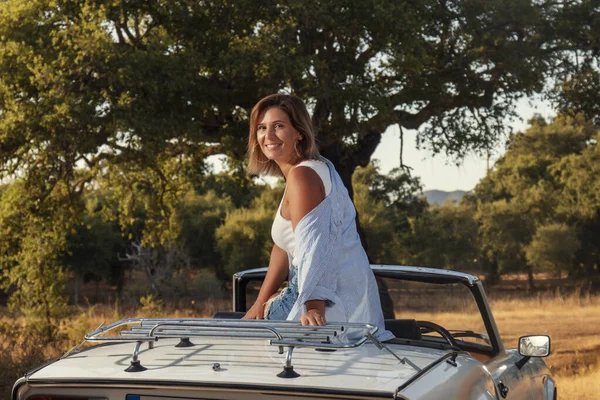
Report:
27,338,453,396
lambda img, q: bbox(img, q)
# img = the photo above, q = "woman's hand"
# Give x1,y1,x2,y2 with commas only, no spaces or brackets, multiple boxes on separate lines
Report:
300,300,327,326
300,309,326,326
242,301,265,320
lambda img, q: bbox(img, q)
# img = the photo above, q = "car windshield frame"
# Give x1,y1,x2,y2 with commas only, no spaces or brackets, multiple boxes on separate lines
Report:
233,265,504,356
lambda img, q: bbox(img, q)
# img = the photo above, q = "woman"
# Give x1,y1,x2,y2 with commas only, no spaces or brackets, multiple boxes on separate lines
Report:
242,94,393,341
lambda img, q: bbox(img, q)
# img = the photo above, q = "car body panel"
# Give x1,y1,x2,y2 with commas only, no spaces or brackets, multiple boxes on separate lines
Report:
20,339,442,393
398,354,497,400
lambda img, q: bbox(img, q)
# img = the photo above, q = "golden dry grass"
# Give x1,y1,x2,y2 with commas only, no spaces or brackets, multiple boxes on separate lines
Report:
557,368,600,400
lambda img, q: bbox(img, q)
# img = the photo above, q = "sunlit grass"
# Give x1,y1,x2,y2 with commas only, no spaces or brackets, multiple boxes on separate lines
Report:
556,369,600,400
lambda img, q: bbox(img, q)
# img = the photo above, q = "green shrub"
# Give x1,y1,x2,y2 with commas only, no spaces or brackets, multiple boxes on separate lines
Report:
192,271,226,301
137,294,165,318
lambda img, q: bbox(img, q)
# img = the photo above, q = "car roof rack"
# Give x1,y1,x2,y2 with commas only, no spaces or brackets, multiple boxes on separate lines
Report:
80,318,383,377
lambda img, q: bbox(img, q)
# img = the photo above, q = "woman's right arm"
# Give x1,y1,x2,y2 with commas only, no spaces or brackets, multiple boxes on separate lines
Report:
242,244,289,319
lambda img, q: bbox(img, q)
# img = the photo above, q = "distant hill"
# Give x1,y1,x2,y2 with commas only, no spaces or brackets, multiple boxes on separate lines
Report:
423,190,467,206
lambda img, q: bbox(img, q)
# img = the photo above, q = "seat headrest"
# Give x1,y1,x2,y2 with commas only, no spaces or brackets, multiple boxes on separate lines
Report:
384,319,422,340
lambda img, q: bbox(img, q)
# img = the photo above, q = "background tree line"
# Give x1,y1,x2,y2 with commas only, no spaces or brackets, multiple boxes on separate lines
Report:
1,0,600,334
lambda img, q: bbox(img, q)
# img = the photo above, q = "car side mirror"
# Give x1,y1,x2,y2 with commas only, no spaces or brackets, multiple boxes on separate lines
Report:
518,335,550,357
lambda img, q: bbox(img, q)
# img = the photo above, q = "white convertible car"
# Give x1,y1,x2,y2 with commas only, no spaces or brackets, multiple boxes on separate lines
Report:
12,265,555,400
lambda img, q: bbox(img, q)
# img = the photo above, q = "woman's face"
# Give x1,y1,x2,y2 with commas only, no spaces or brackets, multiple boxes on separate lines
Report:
256,107,302,165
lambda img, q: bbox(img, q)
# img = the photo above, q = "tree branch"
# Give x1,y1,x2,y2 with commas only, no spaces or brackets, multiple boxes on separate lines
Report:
311,97,331,135
73,174,95,194
398,125,413,173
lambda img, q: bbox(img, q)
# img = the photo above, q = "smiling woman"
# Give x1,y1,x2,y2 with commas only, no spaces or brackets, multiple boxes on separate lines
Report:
242,93,393,340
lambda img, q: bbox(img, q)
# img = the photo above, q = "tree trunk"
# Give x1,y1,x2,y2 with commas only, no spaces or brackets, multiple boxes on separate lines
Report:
484,257,501,287
321,143,356,199
585,257,600,291
213,260,229,289
111,262,125,298
73,272,82,306
527,267,536,291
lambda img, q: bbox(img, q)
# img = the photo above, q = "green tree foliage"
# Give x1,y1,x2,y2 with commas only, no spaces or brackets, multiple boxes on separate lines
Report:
215,207,273,278
192,169,265,210
471,114,600,286
525,223,581,277
353,163,427,263
256,0,574,193
353,165,397,263
474,199,535,284
550,0,600,125
215,186,283,278
1,0,582,200
2,0,600,315
176,190,234,282
0,0,260,182
550,120,600,279
0,181,74,336
352,162,480,271
63,212,125,304
408,202,480,270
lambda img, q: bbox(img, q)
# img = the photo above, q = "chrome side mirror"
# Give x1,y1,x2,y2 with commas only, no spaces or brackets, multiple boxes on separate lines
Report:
518,335,550,357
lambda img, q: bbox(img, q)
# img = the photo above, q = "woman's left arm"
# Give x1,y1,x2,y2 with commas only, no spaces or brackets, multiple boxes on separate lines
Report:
287,166,327,326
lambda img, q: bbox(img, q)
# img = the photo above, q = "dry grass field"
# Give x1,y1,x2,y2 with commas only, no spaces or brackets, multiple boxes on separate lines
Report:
491,292,600,399
1,284,599,399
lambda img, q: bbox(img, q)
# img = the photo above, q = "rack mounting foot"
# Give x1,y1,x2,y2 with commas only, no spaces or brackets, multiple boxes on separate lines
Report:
175,337,195,347
277,365,300,378
125,360,147,372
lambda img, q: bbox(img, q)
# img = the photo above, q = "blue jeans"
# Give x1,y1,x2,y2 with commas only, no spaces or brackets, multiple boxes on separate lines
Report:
266,278,298,320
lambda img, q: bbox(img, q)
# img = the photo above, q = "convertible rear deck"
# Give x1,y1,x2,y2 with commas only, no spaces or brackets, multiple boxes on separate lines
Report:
14,319,456,399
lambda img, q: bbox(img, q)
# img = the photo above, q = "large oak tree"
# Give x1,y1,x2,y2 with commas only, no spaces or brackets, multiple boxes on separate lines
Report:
1,1,587,200
1,0,597,318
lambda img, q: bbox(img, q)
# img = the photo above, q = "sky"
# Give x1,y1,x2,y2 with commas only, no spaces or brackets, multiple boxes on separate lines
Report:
372,96,556,192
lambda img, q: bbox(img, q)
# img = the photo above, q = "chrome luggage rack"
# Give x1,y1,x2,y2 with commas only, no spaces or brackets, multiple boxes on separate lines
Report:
81,318,383,377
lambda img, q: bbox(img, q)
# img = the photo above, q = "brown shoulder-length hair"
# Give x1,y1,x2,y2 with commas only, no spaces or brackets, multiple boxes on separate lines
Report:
247,94,321,177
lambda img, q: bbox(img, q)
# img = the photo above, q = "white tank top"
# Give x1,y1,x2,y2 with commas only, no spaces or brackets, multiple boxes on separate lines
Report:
271,159,332,257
